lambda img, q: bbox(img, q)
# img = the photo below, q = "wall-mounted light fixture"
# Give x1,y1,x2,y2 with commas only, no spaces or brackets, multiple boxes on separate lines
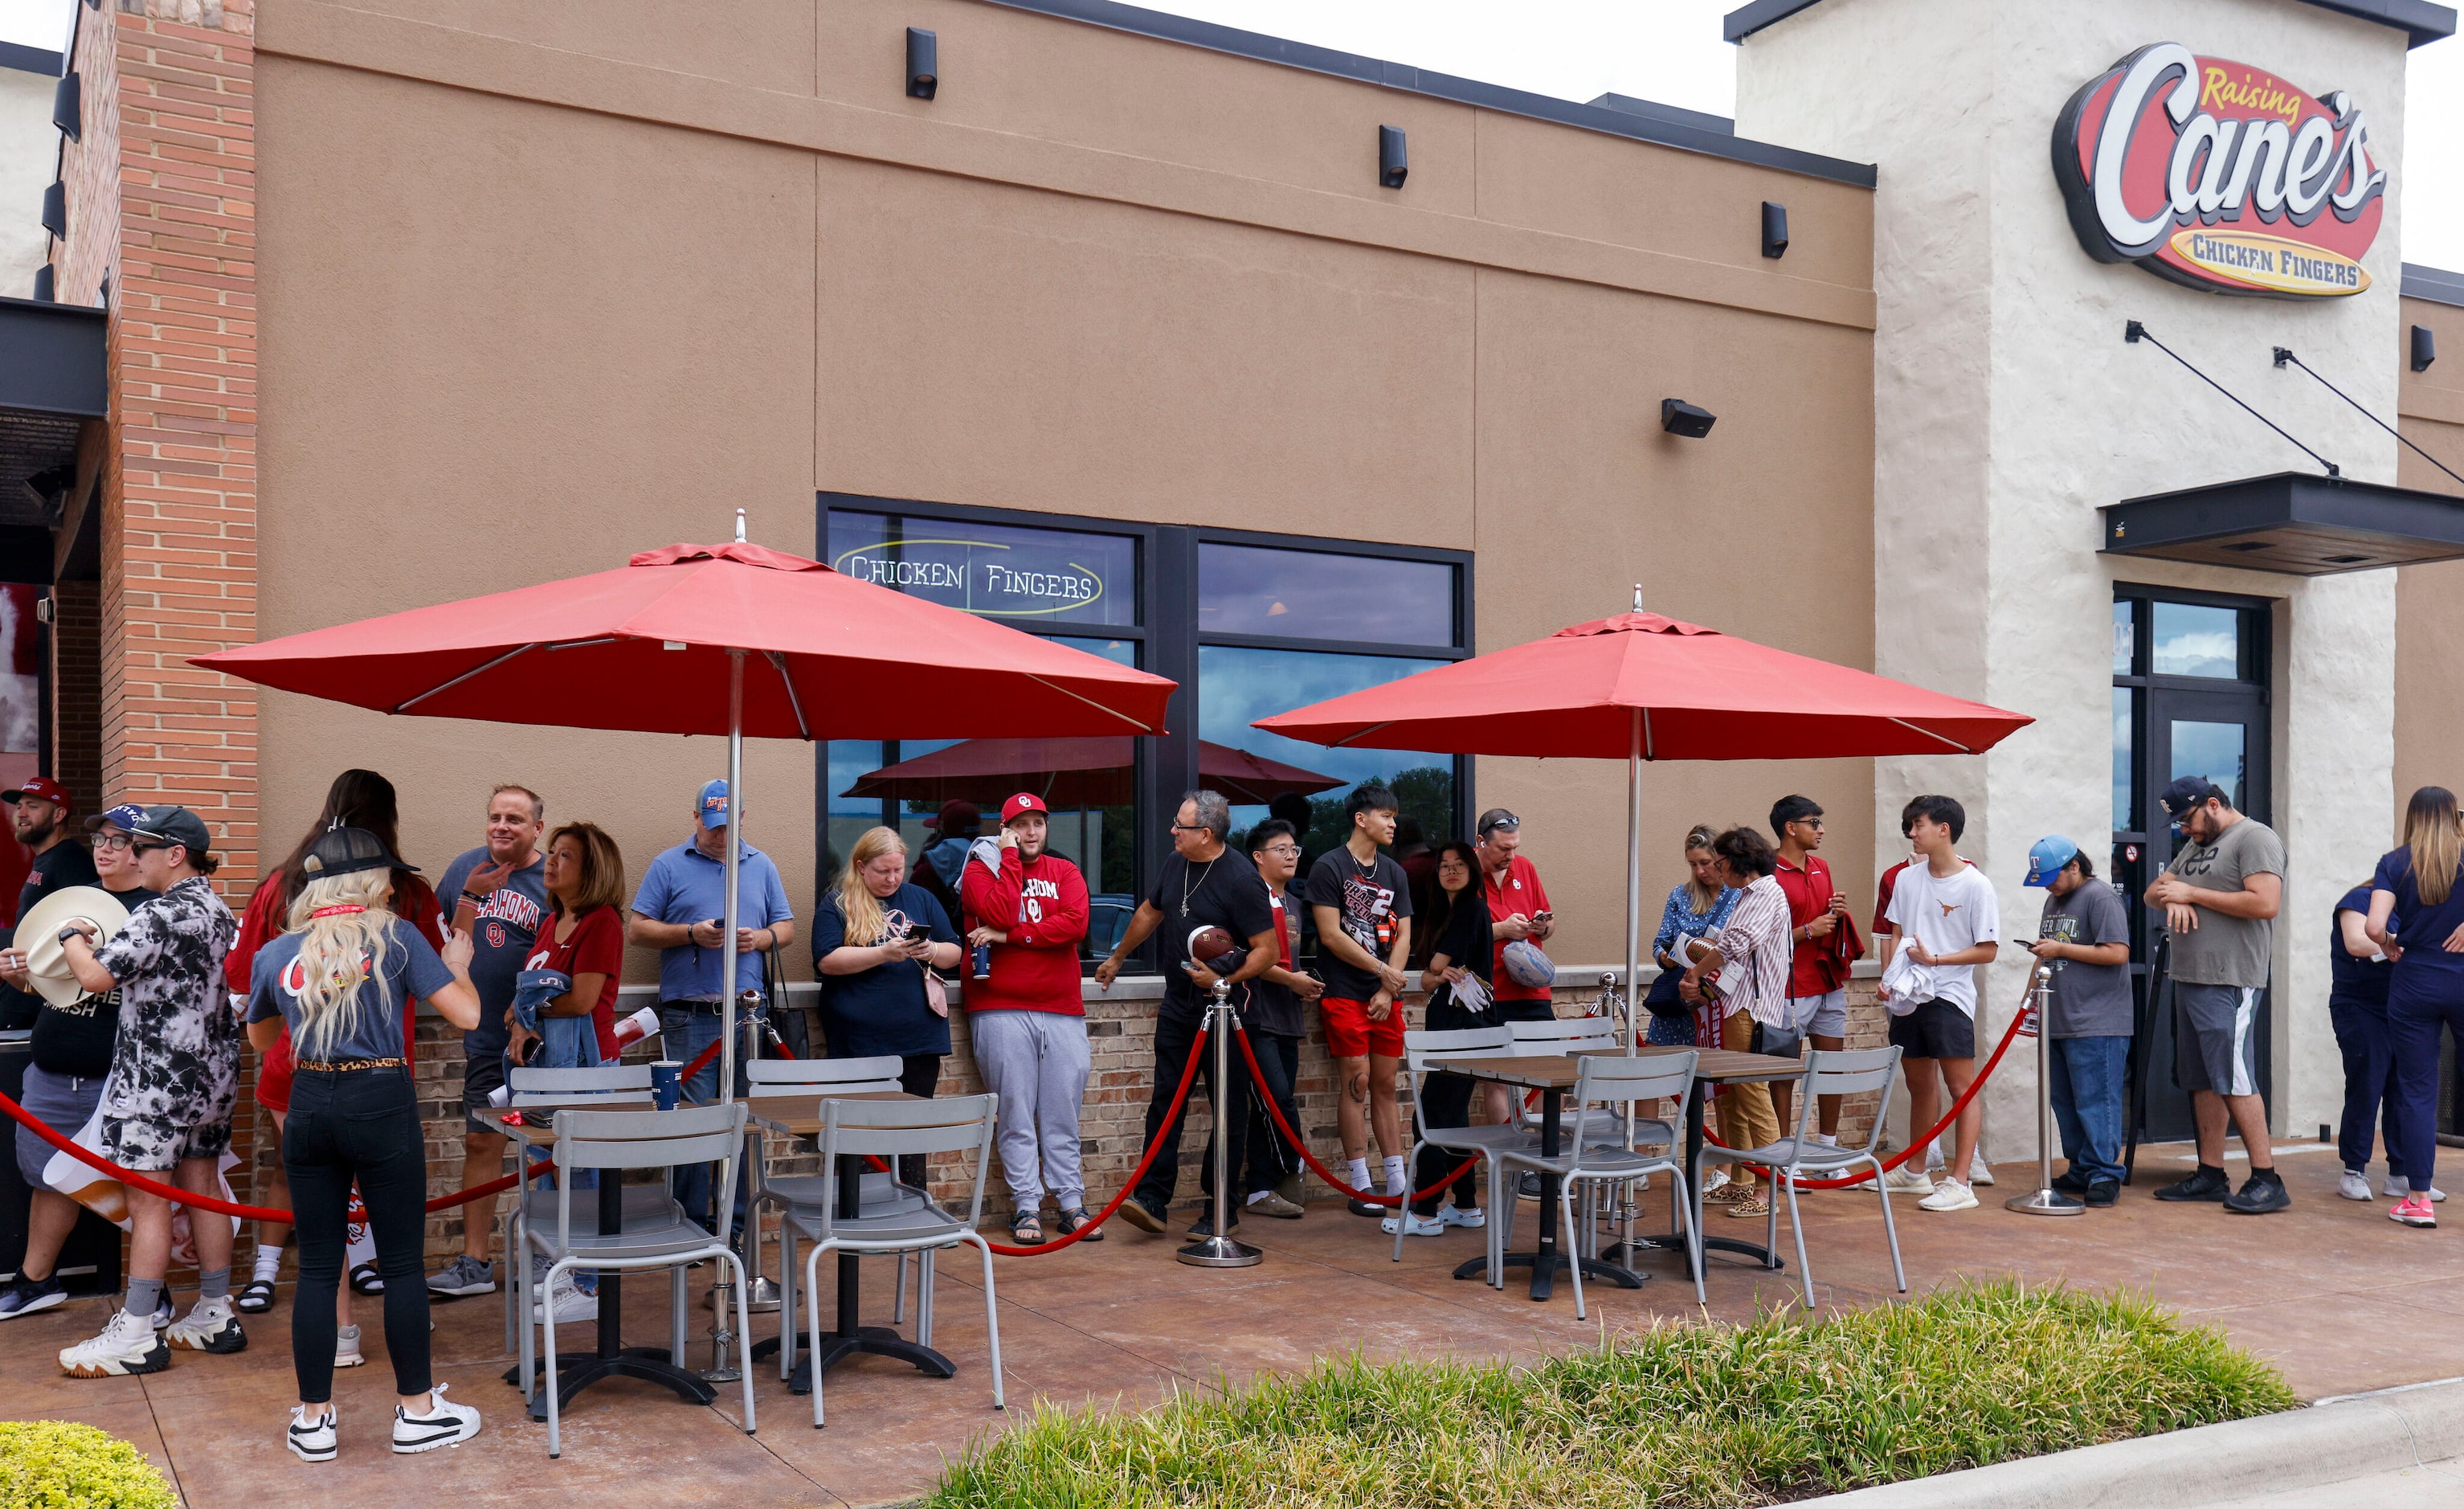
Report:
1661,399,1716,438
2414,325,2437,374
53,72,79,141
1760,201,1788,259
906,27,938,100
41,182,66,239
1378,125,1408,189
32,265,55,301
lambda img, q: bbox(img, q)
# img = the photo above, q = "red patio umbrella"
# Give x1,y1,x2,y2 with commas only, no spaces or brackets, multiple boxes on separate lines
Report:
195,534,1178,1100
1253,601,2033,1049
844,736,1342,808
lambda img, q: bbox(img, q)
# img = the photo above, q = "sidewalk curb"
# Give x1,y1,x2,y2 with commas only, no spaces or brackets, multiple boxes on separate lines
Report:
1809,1380,2464,1507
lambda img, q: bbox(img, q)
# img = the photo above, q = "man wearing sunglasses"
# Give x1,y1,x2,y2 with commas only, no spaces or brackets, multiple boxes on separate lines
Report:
0,778,98,1031
1767,795,1859,1144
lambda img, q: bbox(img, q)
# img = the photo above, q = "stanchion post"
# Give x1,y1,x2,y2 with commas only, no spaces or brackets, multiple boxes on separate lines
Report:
1179,979,1263,1269
2005,964,2082,1217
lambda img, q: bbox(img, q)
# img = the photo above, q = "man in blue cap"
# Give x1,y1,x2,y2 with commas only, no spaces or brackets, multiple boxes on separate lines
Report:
2022,837,2134,1206
627,779,795,1228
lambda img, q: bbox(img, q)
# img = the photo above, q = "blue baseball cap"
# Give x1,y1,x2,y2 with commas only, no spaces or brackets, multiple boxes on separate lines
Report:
696,779,730,829
2024,836,2082,887
84,802,151,836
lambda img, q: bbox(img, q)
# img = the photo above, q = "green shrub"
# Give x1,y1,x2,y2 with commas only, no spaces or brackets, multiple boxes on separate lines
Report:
929,1282,2298,1508
0,1421,179,1509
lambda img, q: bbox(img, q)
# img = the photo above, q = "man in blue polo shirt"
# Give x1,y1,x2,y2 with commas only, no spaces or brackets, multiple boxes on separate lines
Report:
627,779,794,1226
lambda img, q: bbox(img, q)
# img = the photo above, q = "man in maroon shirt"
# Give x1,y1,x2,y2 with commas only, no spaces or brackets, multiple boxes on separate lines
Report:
1767,795,1859,1142
960,793,1095,1246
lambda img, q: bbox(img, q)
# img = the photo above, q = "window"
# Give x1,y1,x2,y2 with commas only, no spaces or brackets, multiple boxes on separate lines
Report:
821,500,1473,968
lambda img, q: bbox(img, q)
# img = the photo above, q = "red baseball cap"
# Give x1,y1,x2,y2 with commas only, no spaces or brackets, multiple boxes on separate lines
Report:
1000,793,1048,824
2,775,71,812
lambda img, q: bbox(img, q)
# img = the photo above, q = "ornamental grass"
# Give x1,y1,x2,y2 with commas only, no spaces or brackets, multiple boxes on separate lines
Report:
926,1282,2296,1508
0,1421,179,1509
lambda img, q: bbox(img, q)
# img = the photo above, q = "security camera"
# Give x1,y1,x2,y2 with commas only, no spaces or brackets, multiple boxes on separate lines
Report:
1661,399,1716,439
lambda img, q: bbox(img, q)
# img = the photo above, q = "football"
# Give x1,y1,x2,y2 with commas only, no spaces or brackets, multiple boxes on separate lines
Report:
1187,926,1236,963
1500,939,1557,989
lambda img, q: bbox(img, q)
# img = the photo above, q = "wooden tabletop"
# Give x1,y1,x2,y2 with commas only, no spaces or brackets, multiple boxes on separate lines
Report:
496,1090,929,1143
1448,1047,1804,1090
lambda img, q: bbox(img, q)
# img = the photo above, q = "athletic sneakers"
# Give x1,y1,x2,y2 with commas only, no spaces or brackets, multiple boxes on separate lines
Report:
59,1308,170,1377
2153,1165,2230,1202
1438,1204,1486,1230
1918,1179,1980,1213
2222,1172,2290,1215
334,1323,364,1369
1968,1151,1996,1187
149,1295,174,1330
427,1254,496,1297
392,1383,482,1454
288,1406,337,1463
1380,1210,1448,1237
2083,1180,2120,1208
2390,1193,2438,1229
2384,1176,2449,1203
165,1295,247,1354
0,1273,66,1321
1882,1165,1935,1195
529,1270,597,1326
2340,1169,2376,1201
1186,1208,1240,1239
1118,1196,1169,1235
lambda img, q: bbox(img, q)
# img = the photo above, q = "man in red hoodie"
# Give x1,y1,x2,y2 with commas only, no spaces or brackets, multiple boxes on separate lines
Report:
960,793,1094,1248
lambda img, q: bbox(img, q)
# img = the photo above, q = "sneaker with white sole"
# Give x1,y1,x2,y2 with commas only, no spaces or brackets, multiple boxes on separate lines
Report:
392,1383,481,1454
2385,1176,2449,1203
1883,1165,1935,1195
2340,1169,2375,1202
288,1405,337,1463
334,1323,364,1369
149,1295,174,1331
1379,1210,1448,1237
2390,1193,2438,1229
59,1307,170,1377
1918,1179,1979,1213
165,1294,247,1354
1438,1204,1486,1230
1968,1152,1995,1187
1702,1166,1731,1194
530,1270,598,1326
426,1254,496,1298
0,1273,65,1321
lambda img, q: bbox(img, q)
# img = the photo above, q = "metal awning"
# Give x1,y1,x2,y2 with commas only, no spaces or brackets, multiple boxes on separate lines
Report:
0,294,105,533
2100,472,2464,575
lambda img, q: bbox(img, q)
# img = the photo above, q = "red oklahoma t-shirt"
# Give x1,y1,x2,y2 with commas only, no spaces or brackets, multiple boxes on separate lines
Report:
529,903,626,1061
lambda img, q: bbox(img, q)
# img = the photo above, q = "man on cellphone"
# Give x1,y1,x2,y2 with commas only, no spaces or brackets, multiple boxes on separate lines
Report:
1476,809,1555,1140
1881,795,2000,1214
1306,786,1416,1216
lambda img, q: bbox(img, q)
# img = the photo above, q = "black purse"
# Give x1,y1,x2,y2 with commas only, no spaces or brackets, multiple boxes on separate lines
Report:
1642,967,1692,1020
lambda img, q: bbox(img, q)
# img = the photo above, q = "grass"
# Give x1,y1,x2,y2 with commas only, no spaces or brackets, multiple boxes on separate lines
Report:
925,1282,2297,1508
0,1421,179,1509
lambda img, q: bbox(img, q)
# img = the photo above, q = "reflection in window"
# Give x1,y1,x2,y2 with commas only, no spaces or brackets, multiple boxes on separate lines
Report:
828,509,1138,628
1198,645,1453,847
2112,600,2135,675
2151,602,2241,679
2112,689,2135,832
1199,543,1454,646
2172,721,2246,812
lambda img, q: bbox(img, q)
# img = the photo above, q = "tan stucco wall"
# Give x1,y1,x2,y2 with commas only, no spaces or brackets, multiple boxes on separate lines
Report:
2395,292,2464,832
250,0,1877,979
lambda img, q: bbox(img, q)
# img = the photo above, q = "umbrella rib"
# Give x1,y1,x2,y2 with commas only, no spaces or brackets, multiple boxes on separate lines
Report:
1889,718,1976,754
1028,675,1157,734
1327,721,1394,750
764,651,812,742
394,643,541,714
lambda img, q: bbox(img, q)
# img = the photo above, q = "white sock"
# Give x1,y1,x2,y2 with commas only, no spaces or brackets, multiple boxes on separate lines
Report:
252,1245,284,1284
1383,1157,1408,1196
1347,1158,1371,1193
1814,1133,1838,1148
1245,1189,1271,1205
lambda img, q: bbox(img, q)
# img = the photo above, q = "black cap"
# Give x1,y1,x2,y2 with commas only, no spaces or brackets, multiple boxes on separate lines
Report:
298,824,415,880
2156,776,2225,820
129,805,214,860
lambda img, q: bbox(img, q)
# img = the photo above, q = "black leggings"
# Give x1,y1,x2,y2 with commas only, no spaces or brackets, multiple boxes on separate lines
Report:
284,1066,431,1403
898,1054,942,1188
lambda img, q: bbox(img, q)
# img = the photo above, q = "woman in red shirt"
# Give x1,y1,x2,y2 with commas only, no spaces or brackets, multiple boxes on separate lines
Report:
513,822,627,1068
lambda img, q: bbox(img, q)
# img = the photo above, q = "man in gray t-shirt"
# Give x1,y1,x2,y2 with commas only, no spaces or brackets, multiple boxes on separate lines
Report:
2143,777,2288,1213
2022,838,2132,1200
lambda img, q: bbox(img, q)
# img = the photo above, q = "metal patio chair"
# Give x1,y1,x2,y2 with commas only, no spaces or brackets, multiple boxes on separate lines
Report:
1498,1050,1704,1312
1694,1045,1906,1308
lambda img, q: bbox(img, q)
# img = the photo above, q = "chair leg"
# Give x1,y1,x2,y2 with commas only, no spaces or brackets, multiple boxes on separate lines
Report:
1560,1180,1587,1321
1873,1156,1907,1294
777,1229,797,1382
806,1240,829,1429
1392,1143,1414,1265
542,1258,565,1459
1492,1165,1516,1290
671,1264,688,1362
917,1249,934,1348
513,1237,535,1405
894,1252,909,1325
971,1233,1005,1412
1784,1169,1815,1310
1675,1168,1705,1306
501,1206,520,1355
724,1250,758,1436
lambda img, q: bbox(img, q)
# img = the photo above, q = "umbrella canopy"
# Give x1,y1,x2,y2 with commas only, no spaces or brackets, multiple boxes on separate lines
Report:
194,542,1175,738
844,736,1342,808
1252,611,2031,759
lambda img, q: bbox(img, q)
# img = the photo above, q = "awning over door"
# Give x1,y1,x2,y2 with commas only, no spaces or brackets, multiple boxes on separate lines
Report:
2099,472,2464,575
0,295,106,546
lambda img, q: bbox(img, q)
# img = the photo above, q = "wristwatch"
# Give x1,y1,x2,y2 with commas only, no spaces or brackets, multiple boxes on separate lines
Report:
57,926,89,946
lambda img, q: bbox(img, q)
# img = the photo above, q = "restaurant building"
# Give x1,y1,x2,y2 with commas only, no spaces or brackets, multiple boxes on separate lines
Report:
4,0,2463,1229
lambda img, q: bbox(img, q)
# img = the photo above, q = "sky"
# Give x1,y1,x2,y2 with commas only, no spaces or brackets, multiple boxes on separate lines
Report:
1,0,2456,266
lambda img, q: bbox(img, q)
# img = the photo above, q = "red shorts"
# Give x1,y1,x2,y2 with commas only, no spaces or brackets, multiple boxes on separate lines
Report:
254,1031,297,1115
1321,997,1404,1060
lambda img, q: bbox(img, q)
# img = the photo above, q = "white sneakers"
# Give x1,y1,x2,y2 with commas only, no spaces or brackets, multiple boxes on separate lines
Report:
1883,1165,1935,1195
393,1383,483,1454
165,1294,247,1355
334,1323,365,1369
59,1307,171,1377
2341,1169,2376,1201
1968,1152,1996,1187
1918,1178,1980,1213
531,1269,599,1325
2384,1176,2449,1202
288,1406,338,1462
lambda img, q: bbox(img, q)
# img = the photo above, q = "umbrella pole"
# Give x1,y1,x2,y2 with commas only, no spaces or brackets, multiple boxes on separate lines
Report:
705,647,747,1382
1625,707,1641,1057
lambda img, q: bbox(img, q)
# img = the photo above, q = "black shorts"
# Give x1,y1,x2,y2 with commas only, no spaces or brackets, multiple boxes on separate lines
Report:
461,1049,508,1115
1886,999,1976,1061
1491,998,1557,1025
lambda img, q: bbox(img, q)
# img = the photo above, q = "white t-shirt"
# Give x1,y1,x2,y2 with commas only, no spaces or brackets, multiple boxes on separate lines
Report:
1884,859,2000,1017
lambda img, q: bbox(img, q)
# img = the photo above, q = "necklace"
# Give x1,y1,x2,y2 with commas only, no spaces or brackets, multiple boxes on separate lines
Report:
1179,856,1216,918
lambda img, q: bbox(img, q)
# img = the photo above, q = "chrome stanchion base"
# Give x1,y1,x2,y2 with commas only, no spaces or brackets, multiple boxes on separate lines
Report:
2004,1188,2085,1217
743,1275,782,1313
1175,1233,1264,1268
700,1280,744,1381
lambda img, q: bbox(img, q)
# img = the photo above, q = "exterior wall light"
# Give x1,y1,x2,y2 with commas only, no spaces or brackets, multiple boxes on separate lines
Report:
1761,201,1788,258
2414,325,2437,374
1379,125,1408,189
907,27,937,100
33,265,55,301
42,181,67,239
54,72,80,141
1662,399,1717,438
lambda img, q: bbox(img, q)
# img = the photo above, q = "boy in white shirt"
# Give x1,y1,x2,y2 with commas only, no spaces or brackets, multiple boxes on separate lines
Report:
1882,795,2000,1213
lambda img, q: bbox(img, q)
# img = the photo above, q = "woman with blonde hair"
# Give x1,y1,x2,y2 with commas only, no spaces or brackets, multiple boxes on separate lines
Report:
509,821,627,1071
814,827,962,1184
243,827,486,1462
2368,786,2464,1229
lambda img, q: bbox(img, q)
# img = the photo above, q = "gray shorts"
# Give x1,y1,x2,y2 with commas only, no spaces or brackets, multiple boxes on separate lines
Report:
2174,983,2262,1098
15,1065,107,1187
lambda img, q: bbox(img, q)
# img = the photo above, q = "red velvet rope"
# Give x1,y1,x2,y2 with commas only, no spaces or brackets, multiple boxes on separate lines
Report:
980,1022,1212,1256
1230,1022,1482,1207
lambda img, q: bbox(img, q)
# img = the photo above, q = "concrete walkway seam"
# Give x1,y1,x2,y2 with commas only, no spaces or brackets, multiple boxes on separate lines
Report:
1808,1380,2464,1507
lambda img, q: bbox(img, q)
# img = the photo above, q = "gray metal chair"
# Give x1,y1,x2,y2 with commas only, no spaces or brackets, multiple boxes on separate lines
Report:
1693,1045,1906,1308
1503,1016,1635,1155
501,1064,656,1351
515,1101,756,1458
742,1055,934,1335
1391,1025,1524,1280
778,1093,1003,1429
1498,1052,1703,1313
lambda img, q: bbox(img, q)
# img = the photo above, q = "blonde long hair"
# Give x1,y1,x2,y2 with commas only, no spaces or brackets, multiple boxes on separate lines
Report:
832,827,908,947
282,869,398,1061
1681,824,1723,912
2404,787,2462,909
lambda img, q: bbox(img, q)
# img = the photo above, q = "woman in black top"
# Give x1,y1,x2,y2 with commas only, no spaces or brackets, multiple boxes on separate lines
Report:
1400,841,1491,1230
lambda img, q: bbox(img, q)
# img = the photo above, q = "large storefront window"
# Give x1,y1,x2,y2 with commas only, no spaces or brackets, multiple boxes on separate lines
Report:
820,498,1471,967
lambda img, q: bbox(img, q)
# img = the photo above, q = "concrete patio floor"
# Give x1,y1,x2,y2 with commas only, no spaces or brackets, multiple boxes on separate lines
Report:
8,1143,2462,1508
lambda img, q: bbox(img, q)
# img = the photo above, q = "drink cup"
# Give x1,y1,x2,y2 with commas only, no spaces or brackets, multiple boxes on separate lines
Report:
652,1060,683,1111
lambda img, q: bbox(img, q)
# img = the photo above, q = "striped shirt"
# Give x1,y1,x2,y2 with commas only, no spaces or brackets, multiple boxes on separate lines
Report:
1707,874,1792,1029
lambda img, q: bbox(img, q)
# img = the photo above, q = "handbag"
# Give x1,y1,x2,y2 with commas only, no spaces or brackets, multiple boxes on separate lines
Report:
919,959,950,1018
1642,967,1691,1020
762,943,810,1058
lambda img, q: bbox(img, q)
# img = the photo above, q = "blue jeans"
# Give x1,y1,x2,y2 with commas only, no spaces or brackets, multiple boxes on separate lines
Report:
2329,996,2406,1179
657,1004,752,1233
2048,1034,2128,1186
2388,975,2464,1195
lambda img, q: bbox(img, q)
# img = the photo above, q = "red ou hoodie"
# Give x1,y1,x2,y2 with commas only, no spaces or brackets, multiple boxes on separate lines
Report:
958,844,1091,1015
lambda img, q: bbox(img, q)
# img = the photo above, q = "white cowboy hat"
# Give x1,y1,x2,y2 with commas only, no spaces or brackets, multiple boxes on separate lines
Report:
15,886,133,1009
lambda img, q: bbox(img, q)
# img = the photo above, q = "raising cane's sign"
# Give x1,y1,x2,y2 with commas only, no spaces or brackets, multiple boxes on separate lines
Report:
2053,43,2385,299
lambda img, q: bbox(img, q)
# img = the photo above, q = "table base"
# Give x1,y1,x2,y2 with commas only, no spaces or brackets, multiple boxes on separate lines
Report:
504,1346,715,1419
1452,1249,1647,1299
755,1327,955,1394
1602,1233,1788,1274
